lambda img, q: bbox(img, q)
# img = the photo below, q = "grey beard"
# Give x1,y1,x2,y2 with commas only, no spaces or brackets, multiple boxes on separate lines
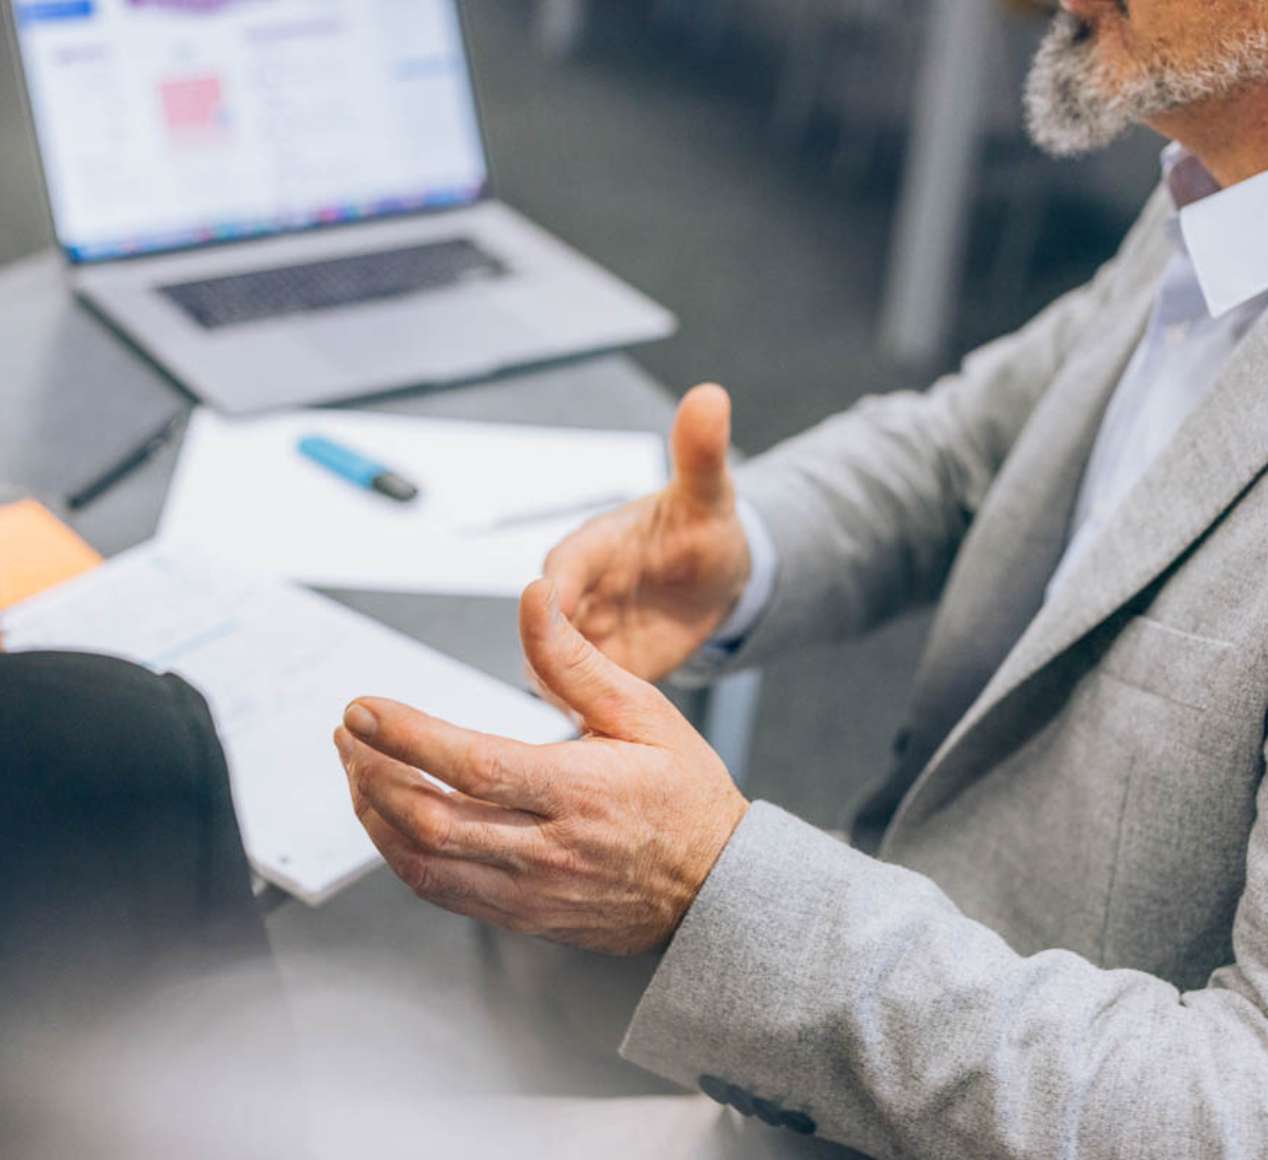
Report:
1025,11,1268,157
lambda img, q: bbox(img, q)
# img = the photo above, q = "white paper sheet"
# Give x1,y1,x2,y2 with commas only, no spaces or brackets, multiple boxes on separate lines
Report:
158,408,667,597
3,543,573,905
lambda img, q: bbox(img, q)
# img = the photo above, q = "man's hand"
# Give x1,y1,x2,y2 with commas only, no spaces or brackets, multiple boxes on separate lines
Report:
542,383,751,684
334,578,749,956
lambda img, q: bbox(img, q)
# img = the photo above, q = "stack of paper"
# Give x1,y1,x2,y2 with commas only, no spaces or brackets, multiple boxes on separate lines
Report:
5,410,665,905
159,408,668,598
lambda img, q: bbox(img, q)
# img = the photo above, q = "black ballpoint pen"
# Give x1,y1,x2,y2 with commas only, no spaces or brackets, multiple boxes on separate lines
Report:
67,412,186,511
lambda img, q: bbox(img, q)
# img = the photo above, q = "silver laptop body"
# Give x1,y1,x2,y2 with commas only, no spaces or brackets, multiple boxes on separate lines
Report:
8,0,674,414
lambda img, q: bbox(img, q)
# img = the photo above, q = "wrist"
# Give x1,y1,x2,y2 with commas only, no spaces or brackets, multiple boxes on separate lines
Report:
663,790,750,949
710,499,776,647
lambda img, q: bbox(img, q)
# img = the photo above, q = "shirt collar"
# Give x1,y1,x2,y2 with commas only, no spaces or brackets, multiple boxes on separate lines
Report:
1162,143,1268,319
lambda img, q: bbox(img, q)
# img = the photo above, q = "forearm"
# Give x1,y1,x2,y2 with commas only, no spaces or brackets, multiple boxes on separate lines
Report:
623,802,1268,1160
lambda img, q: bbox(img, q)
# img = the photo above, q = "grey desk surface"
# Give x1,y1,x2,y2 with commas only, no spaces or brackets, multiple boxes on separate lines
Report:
0,250,683,690
0,250,700,1105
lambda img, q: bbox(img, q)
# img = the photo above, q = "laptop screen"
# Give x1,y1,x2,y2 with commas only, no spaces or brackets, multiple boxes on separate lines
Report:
10,0,490,263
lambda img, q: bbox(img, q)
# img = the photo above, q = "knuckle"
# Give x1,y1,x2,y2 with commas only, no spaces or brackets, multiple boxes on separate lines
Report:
561,634,598,677
530,766,559,810
411,801,453,854
408,856,437,899
408,858,466,908
346,760,375,804
467,738,506,794
483,748,513,793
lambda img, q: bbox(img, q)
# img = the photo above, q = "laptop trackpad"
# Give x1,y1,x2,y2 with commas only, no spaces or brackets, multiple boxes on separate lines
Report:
298,295,530,379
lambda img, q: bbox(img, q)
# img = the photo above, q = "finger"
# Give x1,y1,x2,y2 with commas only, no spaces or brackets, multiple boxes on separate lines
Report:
519,578,664,740
523,658,584,732
342,701,563,815
669,383,733,511
335,728,541,867
358,806,524,926
543,517,619,620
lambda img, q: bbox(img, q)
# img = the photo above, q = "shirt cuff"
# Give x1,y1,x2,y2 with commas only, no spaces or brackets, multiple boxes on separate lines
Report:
691,498,778,668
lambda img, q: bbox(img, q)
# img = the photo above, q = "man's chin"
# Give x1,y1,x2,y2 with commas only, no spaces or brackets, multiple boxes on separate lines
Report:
1025,97,1133,160
1024,13,1134,157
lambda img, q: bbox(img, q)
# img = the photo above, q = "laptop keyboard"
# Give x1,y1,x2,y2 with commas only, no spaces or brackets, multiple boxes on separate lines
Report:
160,237,508,330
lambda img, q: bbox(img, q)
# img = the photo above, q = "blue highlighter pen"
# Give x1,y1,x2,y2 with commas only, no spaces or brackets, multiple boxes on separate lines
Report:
298,436,421,503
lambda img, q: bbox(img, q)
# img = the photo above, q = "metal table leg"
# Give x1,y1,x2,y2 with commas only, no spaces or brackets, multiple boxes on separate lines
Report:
878,0,994,365
535,0,591,59
702,669,764,790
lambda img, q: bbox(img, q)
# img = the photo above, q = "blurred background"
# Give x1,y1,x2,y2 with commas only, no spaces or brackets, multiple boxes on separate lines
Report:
0,0,1161,827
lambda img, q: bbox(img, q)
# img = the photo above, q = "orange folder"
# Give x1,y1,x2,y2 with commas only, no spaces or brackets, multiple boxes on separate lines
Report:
0,499,103,611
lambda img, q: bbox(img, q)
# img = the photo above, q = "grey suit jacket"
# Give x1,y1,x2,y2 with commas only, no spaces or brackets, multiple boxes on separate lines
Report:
620,187,1268,1158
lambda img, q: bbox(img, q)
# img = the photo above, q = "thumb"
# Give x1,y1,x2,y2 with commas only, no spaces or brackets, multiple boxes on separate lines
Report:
520,578,662,740
670,383,734,511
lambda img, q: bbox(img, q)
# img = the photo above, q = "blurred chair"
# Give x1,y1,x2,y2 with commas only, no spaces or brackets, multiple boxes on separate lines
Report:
528,0,1140,363
743,0,1059,362
747,0,926,144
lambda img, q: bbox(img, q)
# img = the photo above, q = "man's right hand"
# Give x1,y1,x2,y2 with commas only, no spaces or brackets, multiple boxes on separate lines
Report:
542,383,752,685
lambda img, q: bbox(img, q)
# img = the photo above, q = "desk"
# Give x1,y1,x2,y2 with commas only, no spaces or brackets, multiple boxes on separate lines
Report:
0,252,771,1123
0,250,760,780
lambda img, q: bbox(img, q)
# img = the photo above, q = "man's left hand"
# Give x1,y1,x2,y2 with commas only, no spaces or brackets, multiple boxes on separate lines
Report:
334,578,749,956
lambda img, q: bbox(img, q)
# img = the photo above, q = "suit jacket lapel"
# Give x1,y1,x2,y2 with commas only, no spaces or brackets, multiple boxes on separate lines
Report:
917,307,1268,794
895,292,1155,782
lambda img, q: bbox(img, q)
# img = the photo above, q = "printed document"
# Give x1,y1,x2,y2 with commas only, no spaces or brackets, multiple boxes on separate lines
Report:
158,408,667,598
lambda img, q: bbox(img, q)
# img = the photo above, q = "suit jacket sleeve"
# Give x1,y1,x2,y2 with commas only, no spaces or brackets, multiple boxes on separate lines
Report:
715,190,1170,676
621,778,1268,1159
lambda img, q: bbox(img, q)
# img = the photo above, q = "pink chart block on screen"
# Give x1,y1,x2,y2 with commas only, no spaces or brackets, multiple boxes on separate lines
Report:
160,74,228,137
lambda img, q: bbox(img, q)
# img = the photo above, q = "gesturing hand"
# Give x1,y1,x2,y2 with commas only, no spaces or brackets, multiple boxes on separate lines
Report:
542,383,752,684
334,578,749,956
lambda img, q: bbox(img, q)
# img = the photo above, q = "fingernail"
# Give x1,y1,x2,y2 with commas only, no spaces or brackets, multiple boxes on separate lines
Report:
545,581,562,623
345,702,378,739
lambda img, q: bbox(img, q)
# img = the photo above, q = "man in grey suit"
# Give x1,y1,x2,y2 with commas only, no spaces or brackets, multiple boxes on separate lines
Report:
335,1,1268,1155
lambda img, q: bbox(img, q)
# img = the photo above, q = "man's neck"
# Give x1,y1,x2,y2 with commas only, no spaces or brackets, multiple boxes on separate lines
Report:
1150,86,1268,189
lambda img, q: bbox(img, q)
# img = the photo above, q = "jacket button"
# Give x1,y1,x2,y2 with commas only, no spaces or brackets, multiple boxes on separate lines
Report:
751,1097,784,1127
698,1075,730,1105
726,1085,756,1117
780,1110,817,1135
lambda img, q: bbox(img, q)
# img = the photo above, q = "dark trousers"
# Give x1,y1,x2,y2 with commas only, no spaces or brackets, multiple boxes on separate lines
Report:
0,650,270,1006
2,652,286,1156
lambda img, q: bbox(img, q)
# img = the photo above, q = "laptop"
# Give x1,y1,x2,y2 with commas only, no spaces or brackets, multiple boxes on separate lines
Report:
6,0,675,414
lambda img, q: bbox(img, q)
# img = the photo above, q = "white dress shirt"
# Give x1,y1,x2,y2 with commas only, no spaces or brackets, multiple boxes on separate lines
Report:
703,145,1268,662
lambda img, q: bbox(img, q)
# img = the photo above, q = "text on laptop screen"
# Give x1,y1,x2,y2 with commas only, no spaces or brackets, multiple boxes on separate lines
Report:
12,0,489,262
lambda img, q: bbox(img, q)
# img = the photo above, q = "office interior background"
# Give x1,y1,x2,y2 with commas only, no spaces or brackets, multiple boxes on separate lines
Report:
0,0,1160,830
